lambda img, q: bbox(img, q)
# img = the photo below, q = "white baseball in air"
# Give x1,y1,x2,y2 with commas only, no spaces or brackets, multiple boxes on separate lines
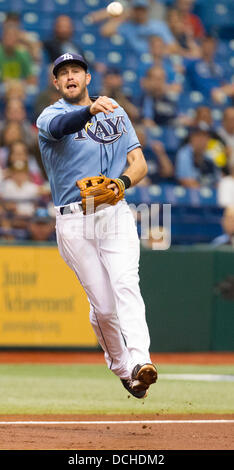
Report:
107,2,124,16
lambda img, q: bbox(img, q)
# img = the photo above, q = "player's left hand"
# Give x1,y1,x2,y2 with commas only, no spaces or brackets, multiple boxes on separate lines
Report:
77,174,125,214
107,182,119,195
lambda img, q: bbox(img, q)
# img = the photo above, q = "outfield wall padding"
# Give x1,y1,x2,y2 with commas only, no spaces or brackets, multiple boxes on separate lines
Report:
0,244,233,351
140,246,234,352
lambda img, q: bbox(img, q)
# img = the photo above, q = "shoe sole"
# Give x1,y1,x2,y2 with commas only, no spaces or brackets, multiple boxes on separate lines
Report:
121,379,148,399
132,364,157,391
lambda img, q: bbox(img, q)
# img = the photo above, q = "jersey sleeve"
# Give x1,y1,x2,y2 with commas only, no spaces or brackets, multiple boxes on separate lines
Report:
36,105,66,141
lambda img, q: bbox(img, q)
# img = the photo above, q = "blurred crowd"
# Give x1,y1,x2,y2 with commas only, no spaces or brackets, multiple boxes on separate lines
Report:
0,0,234,244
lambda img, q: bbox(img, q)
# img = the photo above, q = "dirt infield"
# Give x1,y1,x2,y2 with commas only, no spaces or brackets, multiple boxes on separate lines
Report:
0,350,234,364
0,351,234,450
0,414,233,450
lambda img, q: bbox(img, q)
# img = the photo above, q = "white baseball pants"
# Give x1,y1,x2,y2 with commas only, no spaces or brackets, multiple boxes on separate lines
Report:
55,200,151,380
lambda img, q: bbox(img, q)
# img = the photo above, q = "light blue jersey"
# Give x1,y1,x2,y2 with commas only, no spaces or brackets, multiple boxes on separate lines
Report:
36,98,140,206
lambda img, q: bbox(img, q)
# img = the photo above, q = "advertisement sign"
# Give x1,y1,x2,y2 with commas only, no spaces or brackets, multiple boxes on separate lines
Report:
0,246,98,347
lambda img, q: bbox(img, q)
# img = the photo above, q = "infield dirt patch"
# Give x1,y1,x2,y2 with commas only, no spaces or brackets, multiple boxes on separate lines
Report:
0,414,233,450
0,351,234,365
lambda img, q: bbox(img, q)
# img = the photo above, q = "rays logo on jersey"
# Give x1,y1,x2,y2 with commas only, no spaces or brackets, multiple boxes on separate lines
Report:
74,115,127,144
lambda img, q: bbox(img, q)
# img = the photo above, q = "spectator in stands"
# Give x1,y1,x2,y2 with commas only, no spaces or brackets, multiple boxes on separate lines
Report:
0,98,38,151
26,207,55,242
0,209,16,241
43,15,105,76
149,35,178,80
0,159,40,217
212,206,234,246
217,163,234,208
138,35,183,84
218,107,234,169
175,126,221,188
6,141,44,185
4,79,26,101
190,106,228,171
100,0,176,55
2,12,42,64
100,68,140,123
185,36,227,101
166,7,201,58
0,121,24,168
174,0,205,40
34,65,61,117
0,26,36,86
192,106,213,128
212,83,234,105
135,125,174,184
43,15,84,62
88,0,166,24
141,65,180,127
217,108,234,206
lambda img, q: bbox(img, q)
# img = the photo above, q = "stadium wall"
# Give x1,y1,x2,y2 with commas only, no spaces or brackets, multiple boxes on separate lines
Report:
0,244,233,351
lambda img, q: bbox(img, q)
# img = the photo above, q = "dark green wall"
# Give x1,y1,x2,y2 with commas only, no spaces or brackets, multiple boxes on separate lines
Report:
212,248,234,351
140,246,234,352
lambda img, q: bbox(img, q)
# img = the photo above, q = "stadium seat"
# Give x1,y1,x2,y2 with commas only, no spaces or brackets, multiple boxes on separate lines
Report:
196,0,234,37
145,126,186,158
125,187,144,205
178,91,208,113
21,0,45,11
21,11,56,37
0,0,17,11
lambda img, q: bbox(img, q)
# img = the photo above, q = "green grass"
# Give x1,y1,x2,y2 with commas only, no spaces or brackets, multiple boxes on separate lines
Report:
0,364,234,415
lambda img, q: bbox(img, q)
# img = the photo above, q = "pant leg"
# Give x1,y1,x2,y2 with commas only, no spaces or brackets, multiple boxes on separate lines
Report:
56,211,132,379
98,200,152,370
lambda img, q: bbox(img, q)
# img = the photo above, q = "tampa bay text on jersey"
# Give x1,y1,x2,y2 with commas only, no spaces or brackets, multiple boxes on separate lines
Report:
75,115,128,144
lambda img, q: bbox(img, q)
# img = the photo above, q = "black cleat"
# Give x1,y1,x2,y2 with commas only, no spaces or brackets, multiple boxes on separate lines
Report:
131,363,158,392
121,379,148,399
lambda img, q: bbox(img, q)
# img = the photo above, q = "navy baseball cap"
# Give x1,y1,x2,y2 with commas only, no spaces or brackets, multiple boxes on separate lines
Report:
53,53,88,77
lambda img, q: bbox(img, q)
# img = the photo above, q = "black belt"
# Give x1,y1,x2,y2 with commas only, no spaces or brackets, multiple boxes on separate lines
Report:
60,204,83,215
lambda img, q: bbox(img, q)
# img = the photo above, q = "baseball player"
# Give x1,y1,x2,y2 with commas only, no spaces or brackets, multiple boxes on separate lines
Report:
36,53,157,399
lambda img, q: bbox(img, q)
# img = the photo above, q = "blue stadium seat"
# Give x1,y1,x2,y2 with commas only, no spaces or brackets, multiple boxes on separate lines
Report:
0,0,21,11
143,185,168,204
122,68,142,101
196,0,234,37
21,0,44,11
22,11,56,38
34,0,108,14
198,187,218,206
178,91,208,113
171,220,223,244
81,0,108,13
171,202,223,244
125,187,144,205
146,126,186,158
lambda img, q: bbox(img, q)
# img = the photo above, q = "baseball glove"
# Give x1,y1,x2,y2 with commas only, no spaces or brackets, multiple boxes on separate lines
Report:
76,174,125,214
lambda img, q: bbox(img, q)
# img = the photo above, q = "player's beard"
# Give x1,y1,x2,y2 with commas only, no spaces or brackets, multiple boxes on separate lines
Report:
62,82,88,105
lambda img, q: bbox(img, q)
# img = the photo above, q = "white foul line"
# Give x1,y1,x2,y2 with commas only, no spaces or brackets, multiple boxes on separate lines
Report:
0,420,233,425
160,373,234,382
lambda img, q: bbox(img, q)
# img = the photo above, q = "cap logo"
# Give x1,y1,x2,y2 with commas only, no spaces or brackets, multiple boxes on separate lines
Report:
62,53,74,60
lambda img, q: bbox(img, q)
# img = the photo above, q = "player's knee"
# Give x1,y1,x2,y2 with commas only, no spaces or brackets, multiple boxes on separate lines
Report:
89,305,116,324
114,274,139,294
